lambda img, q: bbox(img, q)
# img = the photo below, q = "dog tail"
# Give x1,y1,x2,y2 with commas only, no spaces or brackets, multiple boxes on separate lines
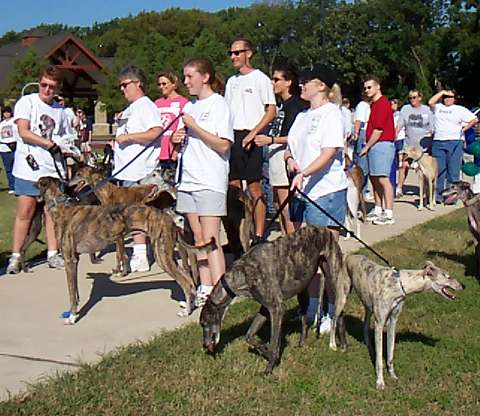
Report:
177,236,217,254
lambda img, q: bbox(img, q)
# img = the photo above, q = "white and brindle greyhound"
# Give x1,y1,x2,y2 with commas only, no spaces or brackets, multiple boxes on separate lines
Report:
332,254,463,389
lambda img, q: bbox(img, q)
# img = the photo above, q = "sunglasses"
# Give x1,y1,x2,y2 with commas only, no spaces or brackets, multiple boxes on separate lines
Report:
272,77,285,83
228,49,249,57
363,85,374,91
158,82,169,86
119,80,136,89
40,82,57,90
443,95,455,99
409,95,419,100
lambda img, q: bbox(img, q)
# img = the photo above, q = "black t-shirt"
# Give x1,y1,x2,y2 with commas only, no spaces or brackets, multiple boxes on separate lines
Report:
269,95,308,137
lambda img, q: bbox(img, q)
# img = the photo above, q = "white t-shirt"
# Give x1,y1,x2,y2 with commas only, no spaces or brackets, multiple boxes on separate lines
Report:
224,69,275,130
114,96,163,181
13,93,67,181
340,106,353,141
433,103,477,141
354,100,370,129
64,107,76,136
0,118,18,152
177,93,234,194
288,102,348,199
393,111,406,141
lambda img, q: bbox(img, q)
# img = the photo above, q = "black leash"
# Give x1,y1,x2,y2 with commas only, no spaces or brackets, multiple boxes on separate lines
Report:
296,188,393,268
259,189,295,243
74,113,183,201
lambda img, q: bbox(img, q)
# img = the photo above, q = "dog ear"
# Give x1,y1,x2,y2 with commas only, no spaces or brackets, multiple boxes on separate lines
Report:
422,261,436,276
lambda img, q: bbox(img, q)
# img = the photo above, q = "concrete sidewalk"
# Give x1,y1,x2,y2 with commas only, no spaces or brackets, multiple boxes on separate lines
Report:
0,178,462,400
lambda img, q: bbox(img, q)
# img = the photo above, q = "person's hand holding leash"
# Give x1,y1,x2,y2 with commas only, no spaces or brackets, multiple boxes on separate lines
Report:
359,145,369,158
290,172,304,191
181,113,196,129
171,128,186,145
47,143,62,157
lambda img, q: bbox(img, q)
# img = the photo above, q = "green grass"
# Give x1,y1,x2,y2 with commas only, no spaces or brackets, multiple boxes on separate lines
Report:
1,181,479,414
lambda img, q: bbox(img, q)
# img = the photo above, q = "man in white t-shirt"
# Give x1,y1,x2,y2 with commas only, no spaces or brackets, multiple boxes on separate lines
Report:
429,89,478,203
224,37,276,244
352,95,371,194
7,65,68,274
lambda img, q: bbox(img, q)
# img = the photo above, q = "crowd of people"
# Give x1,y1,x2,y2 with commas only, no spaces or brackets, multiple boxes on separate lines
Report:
2,37,479,327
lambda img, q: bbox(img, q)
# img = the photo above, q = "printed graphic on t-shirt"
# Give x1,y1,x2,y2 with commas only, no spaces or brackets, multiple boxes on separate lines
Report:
39,114,56,141
307,117,320,135
244,88,253,94
158,107,182,136
1,125,13,138
269,109,285,137
407,113,428,129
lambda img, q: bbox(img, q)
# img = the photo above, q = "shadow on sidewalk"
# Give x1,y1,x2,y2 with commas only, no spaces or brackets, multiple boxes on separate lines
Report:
77,272,183,321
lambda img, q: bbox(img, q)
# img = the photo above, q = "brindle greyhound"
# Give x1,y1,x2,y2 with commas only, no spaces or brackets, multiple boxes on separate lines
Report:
199,225,346,374
37,177,214,323
443,181,480,278
334,254,463,389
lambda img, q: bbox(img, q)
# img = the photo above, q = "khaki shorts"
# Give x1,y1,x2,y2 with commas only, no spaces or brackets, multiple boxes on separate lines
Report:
268,144,289,187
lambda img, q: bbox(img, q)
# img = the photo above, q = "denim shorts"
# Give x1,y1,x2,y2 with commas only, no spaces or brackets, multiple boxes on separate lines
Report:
14,177,40,196
368,141,395,176
395,139,404,153
176,189,227,216
289,188,347,227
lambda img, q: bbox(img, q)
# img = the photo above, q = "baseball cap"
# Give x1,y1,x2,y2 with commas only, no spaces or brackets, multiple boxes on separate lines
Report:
298,64,337,89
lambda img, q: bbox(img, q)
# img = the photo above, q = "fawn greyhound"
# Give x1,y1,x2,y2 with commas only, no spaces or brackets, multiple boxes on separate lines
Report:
332,254,463,389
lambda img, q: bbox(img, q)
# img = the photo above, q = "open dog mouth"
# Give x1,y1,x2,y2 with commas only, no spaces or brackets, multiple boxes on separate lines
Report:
441,286,457,300
443,192,459,205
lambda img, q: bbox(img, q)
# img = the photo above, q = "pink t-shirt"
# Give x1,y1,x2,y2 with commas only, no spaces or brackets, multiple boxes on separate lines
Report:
154,95,189,160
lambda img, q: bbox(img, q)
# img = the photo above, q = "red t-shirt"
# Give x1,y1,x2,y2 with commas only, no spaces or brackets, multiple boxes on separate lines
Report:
366,95,395,142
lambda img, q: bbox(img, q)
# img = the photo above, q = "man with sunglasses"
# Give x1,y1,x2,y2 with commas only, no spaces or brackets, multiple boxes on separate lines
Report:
359,76,396,225
224,37,276,243
7,65,68,273
396,89,434,196
429,89,478,204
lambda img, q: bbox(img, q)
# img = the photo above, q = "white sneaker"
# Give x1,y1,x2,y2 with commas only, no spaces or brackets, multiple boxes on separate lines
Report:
48,253,65,269
373,215,395,225
8,190,14,195
319,315,332,335
395,187,403,198
129,255,150,272
366,211,380,222
6,255,21,274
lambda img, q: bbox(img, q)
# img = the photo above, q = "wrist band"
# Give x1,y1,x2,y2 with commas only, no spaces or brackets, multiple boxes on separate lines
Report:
285,155,294,163
270,136,275,144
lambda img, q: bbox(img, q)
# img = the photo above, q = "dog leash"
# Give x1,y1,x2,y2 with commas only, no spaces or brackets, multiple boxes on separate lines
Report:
295,188,393,268
74,113,183,202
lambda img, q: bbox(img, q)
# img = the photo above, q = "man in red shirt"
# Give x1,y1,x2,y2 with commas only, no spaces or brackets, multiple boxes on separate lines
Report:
360,76,395,225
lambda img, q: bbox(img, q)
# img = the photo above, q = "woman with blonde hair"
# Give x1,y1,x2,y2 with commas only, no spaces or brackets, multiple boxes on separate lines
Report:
284,64,348,333
171,58,233,308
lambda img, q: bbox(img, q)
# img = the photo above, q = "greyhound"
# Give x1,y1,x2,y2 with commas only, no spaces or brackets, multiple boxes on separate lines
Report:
199,225,346,374
344,154,367,239
443,181,480,277
37,177,214,323
334,254,463,389
402,145,437,211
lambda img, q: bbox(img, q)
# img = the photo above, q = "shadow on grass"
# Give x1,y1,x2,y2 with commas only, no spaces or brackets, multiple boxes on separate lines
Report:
427,249,478,281
77,272,184,322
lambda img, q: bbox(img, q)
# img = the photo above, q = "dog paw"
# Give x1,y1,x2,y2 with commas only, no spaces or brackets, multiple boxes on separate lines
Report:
177,308,190,318
376,380,385,390
417,206,423,211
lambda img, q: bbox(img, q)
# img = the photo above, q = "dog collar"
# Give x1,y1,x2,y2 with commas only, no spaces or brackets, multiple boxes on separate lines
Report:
393,269,407,296
46,194,75,209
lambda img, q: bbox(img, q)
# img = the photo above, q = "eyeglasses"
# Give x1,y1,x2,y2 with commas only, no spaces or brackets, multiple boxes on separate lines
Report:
409,95,419,100
272,77,285,83
363,85,374,91
119,80,136,89
443,95,455,99
228,49,249,57
40,82,57,90
157,82,169,86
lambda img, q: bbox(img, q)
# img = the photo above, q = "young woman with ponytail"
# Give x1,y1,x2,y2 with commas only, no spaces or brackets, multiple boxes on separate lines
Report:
171,58,234,307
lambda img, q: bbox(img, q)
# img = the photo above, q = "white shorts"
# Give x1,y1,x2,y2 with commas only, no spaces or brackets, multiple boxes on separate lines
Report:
176,189,227,216
268,144,289,187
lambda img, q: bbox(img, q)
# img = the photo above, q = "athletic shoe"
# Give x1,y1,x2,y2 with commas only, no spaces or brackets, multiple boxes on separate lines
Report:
366,211,380,222
48,253,65,269
395,187,403,198
6,255,21,274
129,254,150,273
318,315,332,335
373,215,395,225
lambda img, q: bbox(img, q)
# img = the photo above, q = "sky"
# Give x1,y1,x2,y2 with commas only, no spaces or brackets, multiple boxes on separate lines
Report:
0,0,255,36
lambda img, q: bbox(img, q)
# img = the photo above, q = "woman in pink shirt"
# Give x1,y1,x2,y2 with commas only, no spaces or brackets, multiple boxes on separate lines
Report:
155,71,188,170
